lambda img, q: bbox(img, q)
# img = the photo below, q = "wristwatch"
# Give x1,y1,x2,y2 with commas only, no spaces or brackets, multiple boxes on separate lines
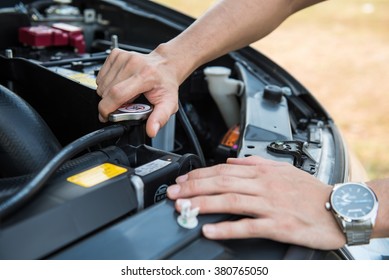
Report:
325,182,379,246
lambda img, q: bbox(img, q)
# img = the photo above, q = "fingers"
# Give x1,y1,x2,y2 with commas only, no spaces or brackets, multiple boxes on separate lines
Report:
96,49,134,95
202,218,272,240
97,72,154,119
167,161,284,201
186,194,345,249
201,212,346,250
96,49,178,137
96,50,142,121
178,163,260,182
227,156,289,167
176,193,269,217
167,171,265,201
95,49,180,137
201,218,305,243
227,156,266,165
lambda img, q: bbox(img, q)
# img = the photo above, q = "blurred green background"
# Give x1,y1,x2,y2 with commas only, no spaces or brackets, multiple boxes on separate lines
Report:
154,0,389,180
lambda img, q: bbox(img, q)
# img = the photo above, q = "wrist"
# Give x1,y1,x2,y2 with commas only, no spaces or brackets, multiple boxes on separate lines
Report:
366,180,389,239
153,42,198,85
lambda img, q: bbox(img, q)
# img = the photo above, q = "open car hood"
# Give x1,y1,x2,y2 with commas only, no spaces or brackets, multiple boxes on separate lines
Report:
0,0,387,260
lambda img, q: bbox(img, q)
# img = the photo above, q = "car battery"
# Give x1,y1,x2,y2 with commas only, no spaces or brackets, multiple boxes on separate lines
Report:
123,145,203,210
0,160,137,259
0,144,202,259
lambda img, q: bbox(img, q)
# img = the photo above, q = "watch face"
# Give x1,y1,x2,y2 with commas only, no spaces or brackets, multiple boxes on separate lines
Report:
331,183,376,219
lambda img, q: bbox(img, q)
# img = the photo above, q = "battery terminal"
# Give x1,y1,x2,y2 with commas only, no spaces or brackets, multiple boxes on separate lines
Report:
177,200,200,229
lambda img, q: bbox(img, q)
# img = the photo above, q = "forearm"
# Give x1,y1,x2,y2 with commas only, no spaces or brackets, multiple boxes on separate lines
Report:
367,179,389,238
154,0,325,83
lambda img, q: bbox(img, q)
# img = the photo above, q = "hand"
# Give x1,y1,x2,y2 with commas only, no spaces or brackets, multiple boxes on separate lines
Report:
167,156,346,250
96,48,180,138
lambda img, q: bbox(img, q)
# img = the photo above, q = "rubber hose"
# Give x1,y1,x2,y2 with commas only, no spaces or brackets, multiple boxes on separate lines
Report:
0,85,61,177
0,124,126,219
177,100,206,167
0,174,32,203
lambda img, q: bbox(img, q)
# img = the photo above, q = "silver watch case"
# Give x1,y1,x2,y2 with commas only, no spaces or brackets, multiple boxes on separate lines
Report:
326,182,379,246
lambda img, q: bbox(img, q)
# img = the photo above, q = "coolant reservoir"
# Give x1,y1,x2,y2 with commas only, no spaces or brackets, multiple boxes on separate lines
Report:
204,66,244,128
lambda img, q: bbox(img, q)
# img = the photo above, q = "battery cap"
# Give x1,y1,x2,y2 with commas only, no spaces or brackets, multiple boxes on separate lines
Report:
108,103,153,122
177,200,200,229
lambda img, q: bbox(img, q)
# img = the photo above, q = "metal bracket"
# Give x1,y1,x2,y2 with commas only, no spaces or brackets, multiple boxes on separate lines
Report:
267,141,318,174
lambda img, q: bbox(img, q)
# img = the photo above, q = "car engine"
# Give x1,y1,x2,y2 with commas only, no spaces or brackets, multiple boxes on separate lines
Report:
0,0,358,260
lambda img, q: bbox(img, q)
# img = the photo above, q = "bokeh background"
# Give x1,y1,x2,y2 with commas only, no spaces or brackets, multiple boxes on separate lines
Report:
153,0,389,180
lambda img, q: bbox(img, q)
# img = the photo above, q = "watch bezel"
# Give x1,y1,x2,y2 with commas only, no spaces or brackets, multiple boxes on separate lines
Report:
329,182,379,223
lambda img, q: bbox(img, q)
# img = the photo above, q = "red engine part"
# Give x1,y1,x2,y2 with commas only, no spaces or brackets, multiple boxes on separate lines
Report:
52,23,86,53
18,23,86,53
19,26,60,47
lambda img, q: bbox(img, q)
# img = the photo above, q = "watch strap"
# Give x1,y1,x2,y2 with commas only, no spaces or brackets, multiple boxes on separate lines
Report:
345,220,372,246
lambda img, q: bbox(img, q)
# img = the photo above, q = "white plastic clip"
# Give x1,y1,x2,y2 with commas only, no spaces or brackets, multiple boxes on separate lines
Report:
177,200,200,229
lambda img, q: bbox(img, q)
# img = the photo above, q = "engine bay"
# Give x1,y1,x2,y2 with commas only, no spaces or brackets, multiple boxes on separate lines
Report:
0,0,349,260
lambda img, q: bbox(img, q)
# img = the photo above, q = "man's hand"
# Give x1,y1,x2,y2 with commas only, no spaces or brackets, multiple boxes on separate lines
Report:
167,156,346,250
96,48,180,138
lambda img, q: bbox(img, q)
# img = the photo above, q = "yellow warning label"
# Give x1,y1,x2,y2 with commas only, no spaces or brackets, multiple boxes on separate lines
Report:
67,163,127,188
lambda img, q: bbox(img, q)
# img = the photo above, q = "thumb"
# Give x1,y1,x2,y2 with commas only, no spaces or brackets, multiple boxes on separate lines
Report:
146,102,178,138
